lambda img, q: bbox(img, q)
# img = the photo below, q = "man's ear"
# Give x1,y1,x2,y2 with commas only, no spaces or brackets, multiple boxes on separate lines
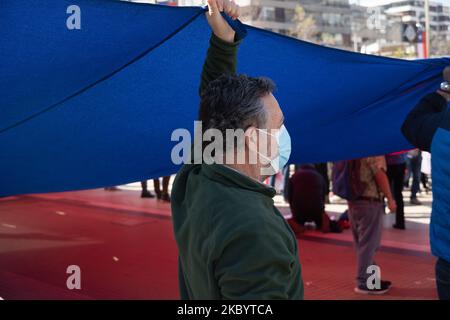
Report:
245,126,258,152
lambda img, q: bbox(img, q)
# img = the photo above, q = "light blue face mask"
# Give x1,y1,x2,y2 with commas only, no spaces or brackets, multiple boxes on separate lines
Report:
257,124,292,174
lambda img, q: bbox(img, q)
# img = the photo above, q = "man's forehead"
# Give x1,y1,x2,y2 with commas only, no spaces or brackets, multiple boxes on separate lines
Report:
262,94,283,124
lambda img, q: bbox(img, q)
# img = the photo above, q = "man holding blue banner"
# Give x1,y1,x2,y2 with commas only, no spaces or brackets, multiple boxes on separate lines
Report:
171,0,303,300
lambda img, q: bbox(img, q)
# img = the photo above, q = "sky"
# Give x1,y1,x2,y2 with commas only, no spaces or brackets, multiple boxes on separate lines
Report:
350,0,450,6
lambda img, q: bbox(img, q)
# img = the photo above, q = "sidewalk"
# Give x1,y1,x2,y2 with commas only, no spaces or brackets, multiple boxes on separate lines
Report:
0,186,437,300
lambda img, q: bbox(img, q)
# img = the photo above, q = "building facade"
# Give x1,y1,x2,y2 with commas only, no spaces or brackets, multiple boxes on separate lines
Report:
380,0,450,41
239,0,355,49
130,0,449,55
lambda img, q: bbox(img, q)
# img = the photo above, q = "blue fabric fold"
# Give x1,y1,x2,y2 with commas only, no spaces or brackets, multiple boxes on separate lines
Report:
0,0,448,196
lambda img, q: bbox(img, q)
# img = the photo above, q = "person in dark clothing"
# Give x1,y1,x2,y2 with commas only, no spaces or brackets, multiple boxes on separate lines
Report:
421,172,430,193
283,164,301,202
404,149,422,205
141,176,171,201
314,163,330,203
288,164,328,231
386,153,407,230
401,66,450,300
140,180,155,198
153,176,171,202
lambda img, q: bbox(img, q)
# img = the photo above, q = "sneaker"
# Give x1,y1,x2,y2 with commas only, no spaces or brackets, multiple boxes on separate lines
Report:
354,281,391,295
410,198,422,205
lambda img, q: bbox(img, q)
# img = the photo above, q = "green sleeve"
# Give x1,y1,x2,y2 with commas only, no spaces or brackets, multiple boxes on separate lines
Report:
199,33,242,95
214,224,299,300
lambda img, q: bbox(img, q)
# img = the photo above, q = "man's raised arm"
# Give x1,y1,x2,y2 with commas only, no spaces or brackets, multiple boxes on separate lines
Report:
199,0,242,95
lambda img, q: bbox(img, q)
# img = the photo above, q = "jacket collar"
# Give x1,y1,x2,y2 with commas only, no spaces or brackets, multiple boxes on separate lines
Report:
201,164,276,198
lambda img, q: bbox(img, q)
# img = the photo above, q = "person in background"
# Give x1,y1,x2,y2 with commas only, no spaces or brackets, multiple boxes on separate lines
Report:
314,163,331,203
283,164,300,202
401,66,450,300
140,180,155,198
421,151,432,194
386,153,407,230
287,164,330,233
404,149,422,205
154,176,171,202
421,172,430,194
348,156,396,295
141,176,171,202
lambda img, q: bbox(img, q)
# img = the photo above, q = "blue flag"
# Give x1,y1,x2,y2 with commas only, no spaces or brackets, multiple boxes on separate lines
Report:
0,0,448,196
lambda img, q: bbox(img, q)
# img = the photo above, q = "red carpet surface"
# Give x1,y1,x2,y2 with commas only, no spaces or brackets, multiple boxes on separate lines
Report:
0,189,437,300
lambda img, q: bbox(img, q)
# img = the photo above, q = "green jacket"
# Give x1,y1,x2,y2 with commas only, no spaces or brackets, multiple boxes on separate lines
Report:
171,34,304,300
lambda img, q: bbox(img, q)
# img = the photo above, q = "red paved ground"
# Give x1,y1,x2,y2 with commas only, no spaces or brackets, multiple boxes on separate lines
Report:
0,189,438,300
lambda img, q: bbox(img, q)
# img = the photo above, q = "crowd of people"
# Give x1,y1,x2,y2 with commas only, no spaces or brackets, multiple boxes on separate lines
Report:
282,151,432,294
284,150,431,233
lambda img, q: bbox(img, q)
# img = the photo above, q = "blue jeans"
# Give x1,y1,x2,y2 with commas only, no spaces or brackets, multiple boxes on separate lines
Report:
405,154,422,199
436,258,450,300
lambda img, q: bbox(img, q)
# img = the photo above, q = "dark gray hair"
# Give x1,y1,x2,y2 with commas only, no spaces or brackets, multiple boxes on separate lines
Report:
199,74,275,134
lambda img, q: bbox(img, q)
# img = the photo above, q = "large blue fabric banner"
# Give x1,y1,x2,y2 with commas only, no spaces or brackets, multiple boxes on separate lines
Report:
0,0,448,196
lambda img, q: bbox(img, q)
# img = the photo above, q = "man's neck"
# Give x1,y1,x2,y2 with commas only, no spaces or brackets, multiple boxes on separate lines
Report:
225,163,263,183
